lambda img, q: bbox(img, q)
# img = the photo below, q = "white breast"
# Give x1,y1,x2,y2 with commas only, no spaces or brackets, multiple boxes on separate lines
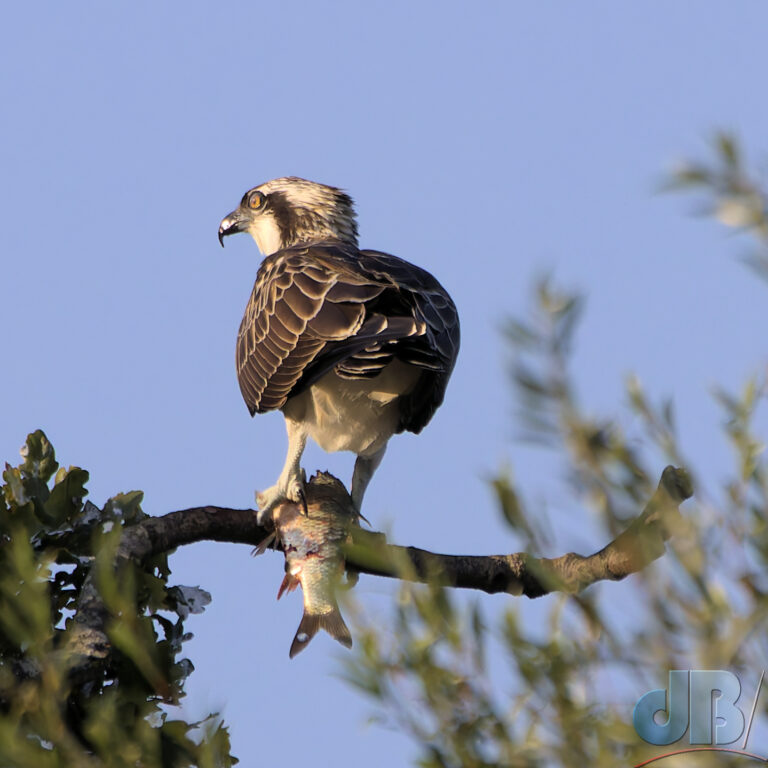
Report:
282,360,420,457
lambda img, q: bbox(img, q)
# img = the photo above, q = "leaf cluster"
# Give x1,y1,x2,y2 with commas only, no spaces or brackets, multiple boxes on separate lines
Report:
666,131,768,281
0,431,235,768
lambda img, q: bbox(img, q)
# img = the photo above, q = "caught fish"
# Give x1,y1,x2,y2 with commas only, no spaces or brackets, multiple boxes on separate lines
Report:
272,472,357,658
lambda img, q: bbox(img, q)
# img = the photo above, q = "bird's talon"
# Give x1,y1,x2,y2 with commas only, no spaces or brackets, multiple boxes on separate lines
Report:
256,475,307,523
255,486,281,525
298,488,309,516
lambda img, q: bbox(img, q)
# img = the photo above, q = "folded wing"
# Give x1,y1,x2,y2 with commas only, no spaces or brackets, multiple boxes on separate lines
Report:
236,242,460,433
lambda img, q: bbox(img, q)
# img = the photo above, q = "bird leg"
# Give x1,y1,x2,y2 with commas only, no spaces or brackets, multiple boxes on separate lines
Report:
256,417,308,524
351,444,387,513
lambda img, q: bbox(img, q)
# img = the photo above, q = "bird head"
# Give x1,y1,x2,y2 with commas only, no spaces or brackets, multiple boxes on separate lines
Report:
218,177,359,255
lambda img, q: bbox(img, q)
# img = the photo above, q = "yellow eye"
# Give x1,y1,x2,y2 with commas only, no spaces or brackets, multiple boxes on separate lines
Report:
248,191,265,210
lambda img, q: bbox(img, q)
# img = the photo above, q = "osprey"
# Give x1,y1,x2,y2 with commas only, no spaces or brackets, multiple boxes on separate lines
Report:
218,177,459,522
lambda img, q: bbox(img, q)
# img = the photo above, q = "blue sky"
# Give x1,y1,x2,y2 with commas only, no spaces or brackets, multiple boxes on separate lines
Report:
2,3,767,765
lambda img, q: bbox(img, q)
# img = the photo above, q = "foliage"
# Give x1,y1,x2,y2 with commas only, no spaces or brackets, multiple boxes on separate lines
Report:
343,135,768,767
665,131,768,282
0,431,235,768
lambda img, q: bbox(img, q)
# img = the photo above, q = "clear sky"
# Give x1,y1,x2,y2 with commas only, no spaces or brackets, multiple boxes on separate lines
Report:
2,3,767,765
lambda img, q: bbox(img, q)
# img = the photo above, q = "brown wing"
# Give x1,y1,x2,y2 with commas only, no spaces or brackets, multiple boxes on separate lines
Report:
355,249,461,433
236,242,460,433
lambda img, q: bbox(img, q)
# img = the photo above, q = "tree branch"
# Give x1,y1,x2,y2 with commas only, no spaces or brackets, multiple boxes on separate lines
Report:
68,466,691,673
342,465,692,597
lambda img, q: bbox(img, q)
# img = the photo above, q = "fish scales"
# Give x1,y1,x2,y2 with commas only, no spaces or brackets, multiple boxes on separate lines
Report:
272,472,357,658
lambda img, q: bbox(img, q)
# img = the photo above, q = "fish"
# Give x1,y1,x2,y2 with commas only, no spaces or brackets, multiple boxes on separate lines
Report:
271,472,357,658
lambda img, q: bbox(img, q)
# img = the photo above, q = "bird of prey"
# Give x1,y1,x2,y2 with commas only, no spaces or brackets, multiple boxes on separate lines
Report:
218,177,459,522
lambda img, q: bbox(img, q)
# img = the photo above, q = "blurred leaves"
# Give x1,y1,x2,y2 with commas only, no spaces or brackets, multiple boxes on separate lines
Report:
506,277,652,532
666,131,768,281
0,430,235,767
345,134,768,768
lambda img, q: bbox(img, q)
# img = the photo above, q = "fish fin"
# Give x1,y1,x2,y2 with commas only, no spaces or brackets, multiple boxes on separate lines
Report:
319,608,353,650
289,612,321,658
289,607,353,658
277,573,299,600
251,532,276,557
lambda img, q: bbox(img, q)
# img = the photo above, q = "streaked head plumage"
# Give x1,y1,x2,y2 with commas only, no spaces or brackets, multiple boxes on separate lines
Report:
219,176,359,255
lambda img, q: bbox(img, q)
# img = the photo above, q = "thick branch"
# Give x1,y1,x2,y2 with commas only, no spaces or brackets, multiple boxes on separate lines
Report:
342,465,692,596
68,466,691,673
85,464,692,594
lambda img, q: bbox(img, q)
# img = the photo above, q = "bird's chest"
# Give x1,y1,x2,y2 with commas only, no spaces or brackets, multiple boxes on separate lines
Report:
283,362,419,456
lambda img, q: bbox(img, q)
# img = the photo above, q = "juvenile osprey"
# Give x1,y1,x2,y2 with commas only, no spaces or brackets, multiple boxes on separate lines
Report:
218,177,459,522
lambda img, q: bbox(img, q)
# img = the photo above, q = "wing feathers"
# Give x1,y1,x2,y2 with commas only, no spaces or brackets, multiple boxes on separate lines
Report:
308,302,365,340
273,301,305,335
325,281,384,303
236,242,459,430
283,285,321,319
292,272,331,300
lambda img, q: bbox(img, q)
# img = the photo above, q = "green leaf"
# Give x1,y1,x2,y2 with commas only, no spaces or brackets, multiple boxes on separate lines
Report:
107,613,168,696
2,464,29,508
104,490,146,525
43,467,89,527
667,163,713,188
0,532,55,651
716,131,740,168
19,430,58,484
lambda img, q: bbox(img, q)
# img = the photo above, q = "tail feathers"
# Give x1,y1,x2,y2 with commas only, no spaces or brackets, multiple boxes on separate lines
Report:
289,607,353,658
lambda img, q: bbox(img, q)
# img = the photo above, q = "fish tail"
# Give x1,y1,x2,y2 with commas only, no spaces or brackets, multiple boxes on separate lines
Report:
289,606,353,658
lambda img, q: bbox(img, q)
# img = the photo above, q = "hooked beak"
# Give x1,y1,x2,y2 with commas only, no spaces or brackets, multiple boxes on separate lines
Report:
218,210,245,247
